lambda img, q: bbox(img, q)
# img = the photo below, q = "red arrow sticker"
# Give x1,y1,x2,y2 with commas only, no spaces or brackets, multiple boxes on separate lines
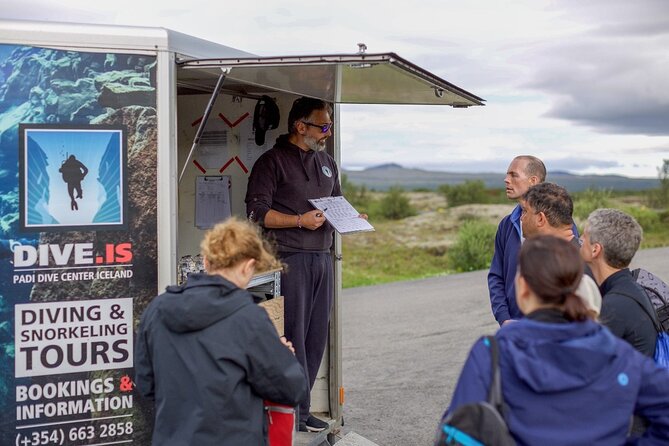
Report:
193,159,207,174
235,156,249,174
219,157,235,173
219,112,250,128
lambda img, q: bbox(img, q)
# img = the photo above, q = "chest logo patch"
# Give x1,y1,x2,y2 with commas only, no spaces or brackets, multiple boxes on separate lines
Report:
321,166,332,178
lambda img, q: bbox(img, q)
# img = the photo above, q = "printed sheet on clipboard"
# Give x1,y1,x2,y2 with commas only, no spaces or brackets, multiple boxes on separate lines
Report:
195,175,232,229
308,195,374,235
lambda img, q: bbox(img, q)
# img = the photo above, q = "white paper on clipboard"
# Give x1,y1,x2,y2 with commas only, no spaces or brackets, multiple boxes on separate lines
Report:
196,176,232,229
308,196,374,235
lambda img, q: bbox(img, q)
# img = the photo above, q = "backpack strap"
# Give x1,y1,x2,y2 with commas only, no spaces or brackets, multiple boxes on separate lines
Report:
618,292,663,335
485,336,505,415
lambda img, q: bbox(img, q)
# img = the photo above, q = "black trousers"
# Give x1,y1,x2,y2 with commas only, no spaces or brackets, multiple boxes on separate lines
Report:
280,252,334,423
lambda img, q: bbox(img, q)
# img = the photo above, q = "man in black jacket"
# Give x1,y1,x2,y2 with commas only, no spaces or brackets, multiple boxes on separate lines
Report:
580,208,656,356
246,97,339,432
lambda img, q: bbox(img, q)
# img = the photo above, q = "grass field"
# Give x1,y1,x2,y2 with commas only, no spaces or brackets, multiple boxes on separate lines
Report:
341,190,669,288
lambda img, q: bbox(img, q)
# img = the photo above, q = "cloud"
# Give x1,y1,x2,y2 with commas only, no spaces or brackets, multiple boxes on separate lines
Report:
3,0,668,177
0,0,107,22
525,0,669,136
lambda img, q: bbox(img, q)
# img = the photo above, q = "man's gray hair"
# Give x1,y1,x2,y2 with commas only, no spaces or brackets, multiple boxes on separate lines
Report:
587,208,643,268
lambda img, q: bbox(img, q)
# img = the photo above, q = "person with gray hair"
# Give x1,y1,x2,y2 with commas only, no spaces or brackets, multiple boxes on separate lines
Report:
580,208,656,356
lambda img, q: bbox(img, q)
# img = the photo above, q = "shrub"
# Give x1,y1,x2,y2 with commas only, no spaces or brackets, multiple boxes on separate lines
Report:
487,188,509,204
439,180,489,207
648,159,669,208
448,219,497,272
623,205,661,232
458,212,479,222
341,173,372,209
573,188,612,220
378,187,416,220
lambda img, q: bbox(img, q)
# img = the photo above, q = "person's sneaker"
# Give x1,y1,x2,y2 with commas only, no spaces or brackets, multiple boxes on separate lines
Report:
304,415,328,432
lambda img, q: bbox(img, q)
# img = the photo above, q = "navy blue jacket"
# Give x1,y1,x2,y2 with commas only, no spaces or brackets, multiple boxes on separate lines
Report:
135,273,308,446
445,314,669,446
488,205,523,324
487,205,580,325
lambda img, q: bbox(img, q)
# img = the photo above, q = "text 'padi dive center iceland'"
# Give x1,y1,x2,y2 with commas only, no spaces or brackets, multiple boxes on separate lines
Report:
11,241,133,284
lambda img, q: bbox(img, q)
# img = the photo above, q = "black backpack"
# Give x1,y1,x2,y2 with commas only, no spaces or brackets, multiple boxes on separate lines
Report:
435,336,515,446
632,268,669,333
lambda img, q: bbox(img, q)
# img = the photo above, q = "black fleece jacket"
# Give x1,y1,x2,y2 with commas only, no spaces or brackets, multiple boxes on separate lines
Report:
599,268,657,357
245,134,341,252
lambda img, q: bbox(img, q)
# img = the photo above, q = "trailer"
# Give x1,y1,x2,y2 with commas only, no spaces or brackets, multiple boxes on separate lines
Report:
0,19,483,445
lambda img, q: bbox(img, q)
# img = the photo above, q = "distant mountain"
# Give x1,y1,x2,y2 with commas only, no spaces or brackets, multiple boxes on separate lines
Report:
342,165,659,192
365,163,404,171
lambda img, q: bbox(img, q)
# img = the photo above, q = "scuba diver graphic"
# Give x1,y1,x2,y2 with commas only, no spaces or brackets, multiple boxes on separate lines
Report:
59,154,89,210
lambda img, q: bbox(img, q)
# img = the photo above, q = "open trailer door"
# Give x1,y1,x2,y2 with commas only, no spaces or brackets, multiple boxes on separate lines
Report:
176,52,483,444
178,52,484,106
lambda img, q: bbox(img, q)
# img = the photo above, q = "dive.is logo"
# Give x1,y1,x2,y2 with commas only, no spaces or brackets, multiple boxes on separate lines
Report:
12,241,133,268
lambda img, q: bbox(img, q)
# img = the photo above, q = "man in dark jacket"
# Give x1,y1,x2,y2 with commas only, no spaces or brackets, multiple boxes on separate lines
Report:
520,182,600,314
245,97,340,432
135,273,308,445
580,208,657,356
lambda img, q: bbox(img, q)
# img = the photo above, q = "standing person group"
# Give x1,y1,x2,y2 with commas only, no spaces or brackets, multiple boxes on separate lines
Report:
442,154,669,445
446,236,669,445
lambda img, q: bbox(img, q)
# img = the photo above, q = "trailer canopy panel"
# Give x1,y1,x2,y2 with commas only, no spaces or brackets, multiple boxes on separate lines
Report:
178,53,484,106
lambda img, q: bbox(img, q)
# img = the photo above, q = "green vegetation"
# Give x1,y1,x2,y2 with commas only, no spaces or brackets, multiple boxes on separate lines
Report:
342,175,416,221
342,160,669,287
569,161,669,249
447,219,497,272
438,180,508,207
341,170,669,288
341,174,372,209
572,188,612,220
378,187,416,220
568,187,669,247
648,159,669,208
439,180,488,207
342,227,449,288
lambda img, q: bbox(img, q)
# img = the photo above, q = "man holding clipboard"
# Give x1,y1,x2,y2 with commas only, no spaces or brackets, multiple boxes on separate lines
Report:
246,97,366,432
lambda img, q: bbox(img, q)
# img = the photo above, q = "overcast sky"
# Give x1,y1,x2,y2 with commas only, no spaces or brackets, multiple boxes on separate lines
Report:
2,0,668,177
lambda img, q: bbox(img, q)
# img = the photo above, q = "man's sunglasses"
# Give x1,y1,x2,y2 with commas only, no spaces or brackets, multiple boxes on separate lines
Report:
302,121,333,133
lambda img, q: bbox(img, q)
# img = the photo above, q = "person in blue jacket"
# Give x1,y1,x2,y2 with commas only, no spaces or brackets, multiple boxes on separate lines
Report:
135,218,308,446
487,156,545,325
446,235,669,446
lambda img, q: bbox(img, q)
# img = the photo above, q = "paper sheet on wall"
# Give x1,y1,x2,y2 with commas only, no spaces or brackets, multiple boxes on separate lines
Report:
194,122,230,169
308,196,374,235
240,117,269,167
195,176,232,229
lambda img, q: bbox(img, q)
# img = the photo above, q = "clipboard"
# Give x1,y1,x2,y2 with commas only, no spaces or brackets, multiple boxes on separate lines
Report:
195,175,232,229
308,196,374,235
